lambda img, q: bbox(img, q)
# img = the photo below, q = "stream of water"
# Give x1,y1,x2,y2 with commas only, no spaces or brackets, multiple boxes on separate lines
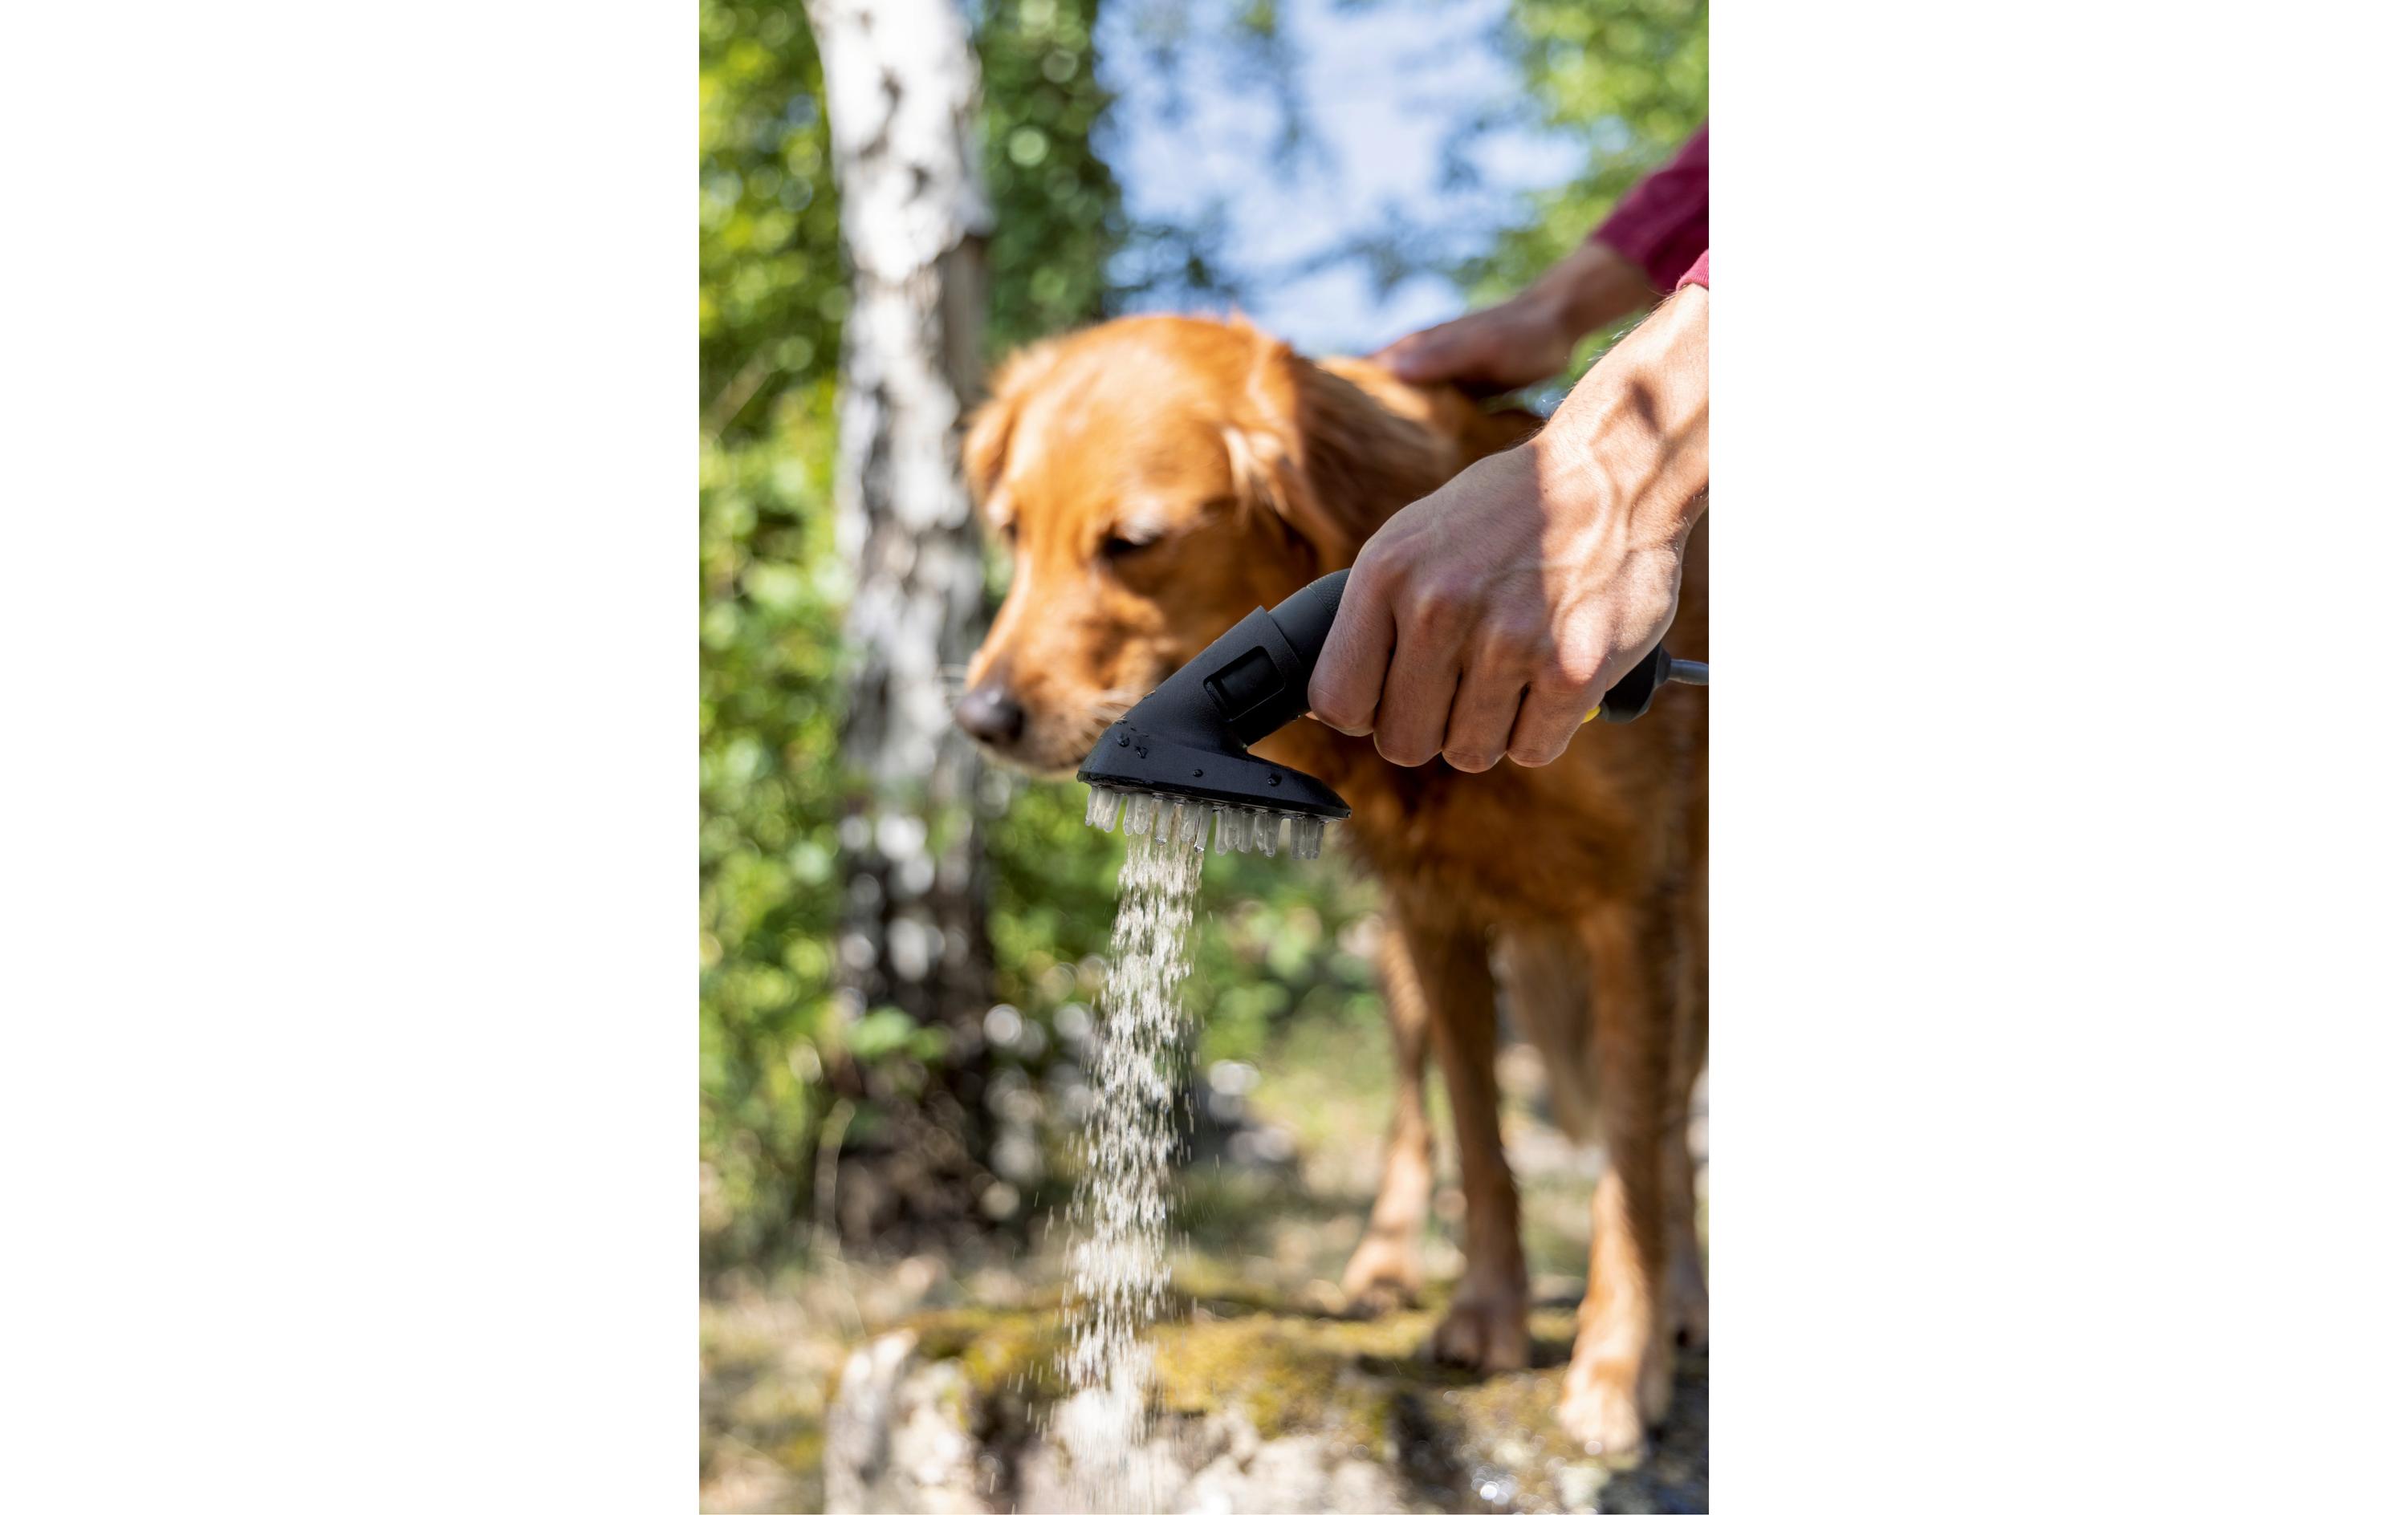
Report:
1053,818,1207,1513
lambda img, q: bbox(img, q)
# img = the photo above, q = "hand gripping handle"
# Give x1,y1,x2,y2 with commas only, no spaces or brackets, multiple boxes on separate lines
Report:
1270,569,1705,729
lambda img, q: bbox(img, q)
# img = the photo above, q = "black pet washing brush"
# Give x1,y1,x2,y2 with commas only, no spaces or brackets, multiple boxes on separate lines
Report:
1077,568,1706,858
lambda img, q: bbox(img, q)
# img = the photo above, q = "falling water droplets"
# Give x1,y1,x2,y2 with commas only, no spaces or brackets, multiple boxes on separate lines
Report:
1053,827,1206,1514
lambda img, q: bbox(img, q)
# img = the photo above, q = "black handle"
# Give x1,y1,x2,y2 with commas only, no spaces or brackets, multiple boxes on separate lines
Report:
1597,643,1671,723
1270,569,1701,727
1267,567,1352,672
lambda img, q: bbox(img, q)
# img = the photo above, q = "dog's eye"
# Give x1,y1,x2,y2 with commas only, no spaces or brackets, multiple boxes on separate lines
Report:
1100,533,1154,562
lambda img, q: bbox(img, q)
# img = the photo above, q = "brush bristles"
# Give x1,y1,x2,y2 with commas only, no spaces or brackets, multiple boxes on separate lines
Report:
1081,784,1336,860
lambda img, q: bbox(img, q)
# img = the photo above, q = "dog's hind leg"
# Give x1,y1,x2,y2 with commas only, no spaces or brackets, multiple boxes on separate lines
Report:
1664,814,1709,1350
1340,916,1434,1314
1495,922,1599,1143
1393,900,1528,1374
1662,1036,1707,1351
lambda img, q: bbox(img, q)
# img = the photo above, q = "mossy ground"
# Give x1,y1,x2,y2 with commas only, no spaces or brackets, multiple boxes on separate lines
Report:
892,1294,1704,1511
701,1016,1707,1513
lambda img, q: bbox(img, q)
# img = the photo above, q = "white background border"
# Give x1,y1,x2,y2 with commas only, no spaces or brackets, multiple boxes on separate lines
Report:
3,2,2404,1509
2,2,696,1507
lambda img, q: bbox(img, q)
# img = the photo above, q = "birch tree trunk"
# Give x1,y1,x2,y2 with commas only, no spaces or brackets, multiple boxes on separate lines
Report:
807,0,997,1234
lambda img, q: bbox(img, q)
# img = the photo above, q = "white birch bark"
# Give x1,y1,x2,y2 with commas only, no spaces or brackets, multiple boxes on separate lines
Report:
807,0,994,1028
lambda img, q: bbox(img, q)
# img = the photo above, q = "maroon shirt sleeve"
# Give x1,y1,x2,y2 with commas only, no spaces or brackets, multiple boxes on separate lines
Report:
1592,123,1708,294
1677,251,1708,290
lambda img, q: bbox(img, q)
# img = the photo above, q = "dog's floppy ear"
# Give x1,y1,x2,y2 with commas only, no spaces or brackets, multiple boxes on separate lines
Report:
1225,331,1458,570
963,338,1066,507
962,396,1014,506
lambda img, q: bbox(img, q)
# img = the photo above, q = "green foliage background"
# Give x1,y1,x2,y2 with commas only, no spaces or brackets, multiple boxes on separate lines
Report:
701,0,1703,1268
1471,0,1710,300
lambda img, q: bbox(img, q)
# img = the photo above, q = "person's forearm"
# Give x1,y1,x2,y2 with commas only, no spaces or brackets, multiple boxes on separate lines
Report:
1588,122,1709,294
1532,282,1710,555
1524,242,1660,349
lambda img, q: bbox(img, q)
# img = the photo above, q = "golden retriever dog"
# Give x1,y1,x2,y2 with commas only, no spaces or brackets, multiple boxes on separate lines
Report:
954,313,1706,1454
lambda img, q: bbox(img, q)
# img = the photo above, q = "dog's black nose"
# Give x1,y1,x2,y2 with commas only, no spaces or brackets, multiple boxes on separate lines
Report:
954,682,1026,747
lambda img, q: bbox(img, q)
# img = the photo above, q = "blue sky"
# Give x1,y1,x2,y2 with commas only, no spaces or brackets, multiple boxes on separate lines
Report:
1096,0,1583,356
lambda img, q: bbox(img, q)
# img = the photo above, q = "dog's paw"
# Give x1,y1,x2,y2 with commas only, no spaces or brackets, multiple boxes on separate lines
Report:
1556,1364,1646,1464
1427,1286,1530,1374
1556,1338,1672,1462
1339,1231,1423,1317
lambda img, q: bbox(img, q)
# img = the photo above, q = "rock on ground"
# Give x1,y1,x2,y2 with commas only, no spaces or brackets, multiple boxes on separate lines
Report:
822,1301,1706,1513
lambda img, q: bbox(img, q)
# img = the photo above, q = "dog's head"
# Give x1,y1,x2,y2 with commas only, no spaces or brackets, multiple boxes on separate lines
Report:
954,314,1534,774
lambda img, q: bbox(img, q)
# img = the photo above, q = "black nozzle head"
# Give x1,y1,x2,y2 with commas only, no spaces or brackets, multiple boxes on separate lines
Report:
1076,720,1348,820
1075,571,1355,823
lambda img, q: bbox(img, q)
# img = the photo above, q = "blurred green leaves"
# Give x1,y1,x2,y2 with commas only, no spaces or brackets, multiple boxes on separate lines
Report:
701,1,842,441
978,0,1125,353
700,372,844,1259
1466,0,1709,305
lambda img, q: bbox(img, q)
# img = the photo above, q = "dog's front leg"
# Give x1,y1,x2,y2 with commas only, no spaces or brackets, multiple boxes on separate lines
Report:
1393,903,1527,1373
1340,916,1434,1314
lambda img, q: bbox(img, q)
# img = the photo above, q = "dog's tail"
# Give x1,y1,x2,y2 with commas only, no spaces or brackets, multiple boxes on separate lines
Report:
1495,923,1601,1144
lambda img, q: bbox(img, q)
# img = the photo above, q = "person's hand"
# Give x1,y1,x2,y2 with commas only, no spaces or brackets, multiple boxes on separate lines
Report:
1312,282,1708,770
1373,291,1580,394
1373,241,1657,393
